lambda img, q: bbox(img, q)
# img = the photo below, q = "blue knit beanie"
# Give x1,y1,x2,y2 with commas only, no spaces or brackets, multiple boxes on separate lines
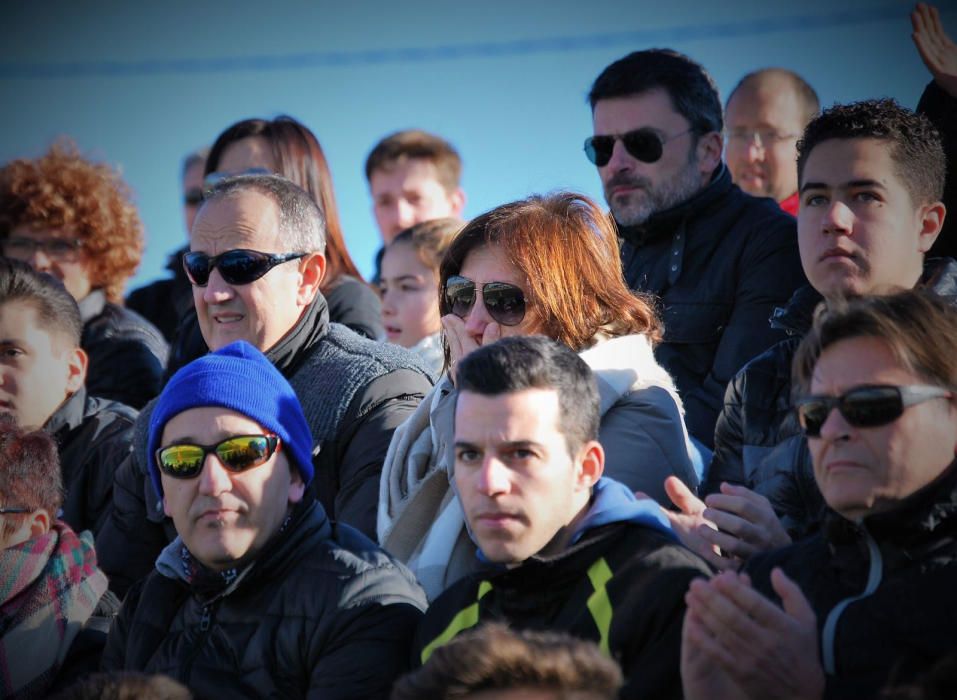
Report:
147,341,314,498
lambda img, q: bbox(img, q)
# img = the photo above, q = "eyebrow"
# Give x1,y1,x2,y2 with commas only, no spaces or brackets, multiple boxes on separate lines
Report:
386,274,425,284
800,179,887,193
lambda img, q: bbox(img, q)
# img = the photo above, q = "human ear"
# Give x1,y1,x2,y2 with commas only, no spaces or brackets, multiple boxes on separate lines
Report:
696,131,723,176
296,253,326,307
28,508,51,538
576,440,605,490
449,188,466,218
288,467,306,504
65,347,88,394
916,200,946,253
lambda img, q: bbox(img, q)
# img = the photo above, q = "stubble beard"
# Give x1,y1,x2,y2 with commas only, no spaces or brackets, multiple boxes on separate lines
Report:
605,158,704,228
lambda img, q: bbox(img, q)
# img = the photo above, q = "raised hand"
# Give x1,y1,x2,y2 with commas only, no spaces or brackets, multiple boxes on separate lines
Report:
912,3,957,96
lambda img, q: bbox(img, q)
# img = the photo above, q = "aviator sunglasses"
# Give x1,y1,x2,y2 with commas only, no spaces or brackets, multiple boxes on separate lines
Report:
183,249,306,286
795,384,952,438
583,127,695,167
444,275,527,326
156,434,281,479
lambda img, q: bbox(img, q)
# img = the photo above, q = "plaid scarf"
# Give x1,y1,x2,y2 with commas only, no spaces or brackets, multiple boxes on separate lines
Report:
0,523,107,699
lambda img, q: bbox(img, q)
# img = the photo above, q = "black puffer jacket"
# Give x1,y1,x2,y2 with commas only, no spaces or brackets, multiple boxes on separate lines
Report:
706,258,957,539
745,461,957,700
101,499,427,700
47,387,136,538
618,164,806,447
78,289,169,409
96,295,433,596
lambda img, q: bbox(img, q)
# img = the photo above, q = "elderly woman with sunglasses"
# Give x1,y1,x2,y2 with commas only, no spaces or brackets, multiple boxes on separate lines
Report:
377,191,699,600
681,289,957,700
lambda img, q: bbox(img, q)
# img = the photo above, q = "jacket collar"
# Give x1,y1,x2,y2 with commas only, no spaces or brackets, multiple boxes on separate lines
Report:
826,458,957,546
264,293,330,378
771,257,957,337
76,288,106,324
42,387,87,441
616,163,732,248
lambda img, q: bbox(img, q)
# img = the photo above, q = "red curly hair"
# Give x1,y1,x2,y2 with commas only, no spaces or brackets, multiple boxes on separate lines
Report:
0,139,144,303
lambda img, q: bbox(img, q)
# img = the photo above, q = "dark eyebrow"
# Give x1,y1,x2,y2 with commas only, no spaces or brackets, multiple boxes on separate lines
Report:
801,179,887,194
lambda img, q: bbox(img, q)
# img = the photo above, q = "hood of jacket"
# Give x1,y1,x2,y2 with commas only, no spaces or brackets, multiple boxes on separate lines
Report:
569,477,675,545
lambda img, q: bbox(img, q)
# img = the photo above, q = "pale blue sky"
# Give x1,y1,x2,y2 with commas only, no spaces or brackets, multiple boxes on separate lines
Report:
0,0,946,288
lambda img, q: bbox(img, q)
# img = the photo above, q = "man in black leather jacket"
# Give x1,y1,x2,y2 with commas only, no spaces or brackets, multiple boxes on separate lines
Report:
585,49,806,449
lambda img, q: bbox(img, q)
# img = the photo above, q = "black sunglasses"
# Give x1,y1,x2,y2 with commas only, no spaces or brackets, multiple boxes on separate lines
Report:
795,384,952,438
584,127,695,167
184,188,204,207
183,249,306,286
0,507,29,515
156,434,280,479
444,275,527,326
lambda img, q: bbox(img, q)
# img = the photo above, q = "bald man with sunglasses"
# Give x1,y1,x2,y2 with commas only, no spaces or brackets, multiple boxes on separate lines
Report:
97,173,434,597
587,49,806,452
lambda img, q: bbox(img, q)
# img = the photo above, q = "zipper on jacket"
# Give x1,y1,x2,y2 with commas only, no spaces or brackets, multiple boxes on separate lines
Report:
182,602,216,684
820,527,882,675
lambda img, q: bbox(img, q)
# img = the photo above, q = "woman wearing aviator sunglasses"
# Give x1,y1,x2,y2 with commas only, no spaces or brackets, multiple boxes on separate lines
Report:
681,290,957,700
378,191,699,599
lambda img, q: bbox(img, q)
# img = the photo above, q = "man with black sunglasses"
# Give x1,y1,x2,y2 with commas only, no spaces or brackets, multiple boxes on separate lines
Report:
681,290,957,700
586,49,806,452
97,173,434,597
102,341,427,698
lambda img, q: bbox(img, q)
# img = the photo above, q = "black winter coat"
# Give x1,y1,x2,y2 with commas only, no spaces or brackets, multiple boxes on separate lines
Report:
414,521,711,700
618,164,806,447
78,290,168,409
101,500,428,699
47,387,136,538
96,295,432,597
125,246,194,344
745,461,957,699
706,258,957,539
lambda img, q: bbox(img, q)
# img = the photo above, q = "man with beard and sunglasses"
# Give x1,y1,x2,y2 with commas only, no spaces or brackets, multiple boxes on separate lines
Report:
586,49,806,452
96,173,434,597
681,290,957,700
101,341,427,699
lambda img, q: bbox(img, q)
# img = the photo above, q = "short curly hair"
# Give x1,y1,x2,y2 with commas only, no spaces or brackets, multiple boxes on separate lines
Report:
796,99,945,207
0,140,144,303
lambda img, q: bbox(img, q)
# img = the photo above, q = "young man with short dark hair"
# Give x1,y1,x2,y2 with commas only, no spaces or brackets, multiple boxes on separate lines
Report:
414,336,710,700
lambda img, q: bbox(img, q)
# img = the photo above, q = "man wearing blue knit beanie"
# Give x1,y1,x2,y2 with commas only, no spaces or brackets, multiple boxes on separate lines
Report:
102,341,428,699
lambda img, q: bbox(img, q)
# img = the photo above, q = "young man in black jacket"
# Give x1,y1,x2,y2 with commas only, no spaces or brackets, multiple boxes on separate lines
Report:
414,337,710,700
102,341,427,698
0,259,135,537
97,173,434,596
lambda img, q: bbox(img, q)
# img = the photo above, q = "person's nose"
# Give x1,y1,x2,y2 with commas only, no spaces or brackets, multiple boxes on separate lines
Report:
604,138,636,172
396,199,417,230
27,247,52,272
462,290,492,339
202,268,235,305
197,453,233,497
822,200,854,236
477,456,511,497
816,403,853,443
381,288,397,317
746,136,765,162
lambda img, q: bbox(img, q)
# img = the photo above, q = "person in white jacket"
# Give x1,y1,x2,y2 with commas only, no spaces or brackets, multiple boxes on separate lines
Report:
378,191,699,600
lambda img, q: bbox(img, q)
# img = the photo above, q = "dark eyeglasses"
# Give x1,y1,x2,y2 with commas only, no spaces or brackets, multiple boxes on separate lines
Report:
183,249,306,286
444,275,527,326
184,188,204,206
2,237,83,261
0,507,29,515
795,384,952,438
156,434,280,479
584,127,695,167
